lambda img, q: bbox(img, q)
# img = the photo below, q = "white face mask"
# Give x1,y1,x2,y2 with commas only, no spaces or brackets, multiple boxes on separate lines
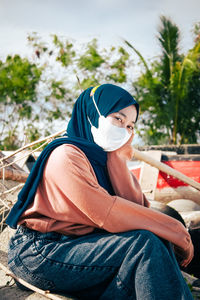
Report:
88,95,131,152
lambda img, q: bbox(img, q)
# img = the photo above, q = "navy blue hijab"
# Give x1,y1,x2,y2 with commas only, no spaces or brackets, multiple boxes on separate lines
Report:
6,84,139,228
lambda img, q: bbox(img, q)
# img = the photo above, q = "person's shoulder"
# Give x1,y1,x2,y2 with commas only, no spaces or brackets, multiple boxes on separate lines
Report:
47,144,92,175
50,144,87,162
44,144,91,179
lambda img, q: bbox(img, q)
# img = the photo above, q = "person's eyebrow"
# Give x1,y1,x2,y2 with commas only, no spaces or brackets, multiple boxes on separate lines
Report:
118,111,136,124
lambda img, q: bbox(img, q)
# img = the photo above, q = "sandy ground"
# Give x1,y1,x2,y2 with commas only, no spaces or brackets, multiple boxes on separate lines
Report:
0,227,200,300
0,260,75,300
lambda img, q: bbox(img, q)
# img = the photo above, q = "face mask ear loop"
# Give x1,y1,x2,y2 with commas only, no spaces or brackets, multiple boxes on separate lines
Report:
92,94,101,117
87,116,92,126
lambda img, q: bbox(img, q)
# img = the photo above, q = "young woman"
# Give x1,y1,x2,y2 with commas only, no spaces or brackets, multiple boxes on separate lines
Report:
7,84,194,299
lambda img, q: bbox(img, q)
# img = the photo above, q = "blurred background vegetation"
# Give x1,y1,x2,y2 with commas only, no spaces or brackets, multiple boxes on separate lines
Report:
0,16,200,150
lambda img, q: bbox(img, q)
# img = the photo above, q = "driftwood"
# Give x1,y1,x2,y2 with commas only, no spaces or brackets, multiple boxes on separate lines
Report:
0,130,65,183
0,129,65,164
0,152,28,183
0,262,69,300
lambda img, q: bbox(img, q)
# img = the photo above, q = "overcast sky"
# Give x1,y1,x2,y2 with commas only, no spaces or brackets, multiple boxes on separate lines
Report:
0,0,200,60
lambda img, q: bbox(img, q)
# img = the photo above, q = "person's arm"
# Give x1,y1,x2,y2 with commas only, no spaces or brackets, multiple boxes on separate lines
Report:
107,150,145,205
107,135,150,207
102,197,193,267
47,144,193,267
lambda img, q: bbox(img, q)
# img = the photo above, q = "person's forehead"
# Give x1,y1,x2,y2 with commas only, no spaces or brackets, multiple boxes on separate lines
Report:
118,105,137,116
112,106,137,123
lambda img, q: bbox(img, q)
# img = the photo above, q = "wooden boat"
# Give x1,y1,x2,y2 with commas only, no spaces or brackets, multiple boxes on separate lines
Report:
130,149,200,204
0,151,28,183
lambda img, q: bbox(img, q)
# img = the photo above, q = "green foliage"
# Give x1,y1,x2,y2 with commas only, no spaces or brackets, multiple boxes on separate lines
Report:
193,22,200,43
0,33,78,150
127,16,200,144
0,54,42,150
18,103,32,119
1,20,199,149
53,35,76,67
158,16,181,84
0,55,41,104
107,47,129,83
0,129,20,150
27,32,49,57
78,39,105,71
77,76,100,91
47,108,63,122
25,124,41,143
51,80,67,100
77,39,131,90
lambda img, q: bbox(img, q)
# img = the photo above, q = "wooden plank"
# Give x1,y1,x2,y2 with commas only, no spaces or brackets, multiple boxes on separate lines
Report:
0,151,28,182
139,151,162,200
136,144,200,155
161,154,200,161
154,186,200,205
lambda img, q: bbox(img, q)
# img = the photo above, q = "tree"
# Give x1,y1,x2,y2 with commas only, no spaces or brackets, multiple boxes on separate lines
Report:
0,55,42,149
0,34,133,150
126,16,200,144
76,39,131,90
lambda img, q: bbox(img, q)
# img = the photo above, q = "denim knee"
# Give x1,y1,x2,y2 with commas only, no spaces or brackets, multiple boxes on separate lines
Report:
122,229,171,265
129,229,167,247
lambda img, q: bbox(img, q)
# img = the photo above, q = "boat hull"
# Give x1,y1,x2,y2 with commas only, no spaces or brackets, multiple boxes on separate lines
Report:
131,160,200,204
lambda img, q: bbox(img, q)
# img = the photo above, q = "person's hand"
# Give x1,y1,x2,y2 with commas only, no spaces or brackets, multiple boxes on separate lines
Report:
113,134,134,161
174,241,194,268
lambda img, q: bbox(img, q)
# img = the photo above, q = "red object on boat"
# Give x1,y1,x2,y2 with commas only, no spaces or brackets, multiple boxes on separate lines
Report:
129,146,200,202
157,161,200,188
131,160,200,188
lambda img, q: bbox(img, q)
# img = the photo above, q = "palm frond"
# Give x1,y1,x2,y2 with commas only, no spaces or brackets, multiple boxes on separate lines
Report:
158,16,181,83
124,39,152,78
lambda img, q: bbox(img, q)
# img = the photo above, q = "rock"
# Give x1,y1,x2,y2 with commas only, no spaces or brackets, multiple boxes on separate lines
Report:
185,228,200,279
182,271,200,300
0,226,15,252
150,201,186,226
168,199,200,213
181,211,200,230
167,199,200,230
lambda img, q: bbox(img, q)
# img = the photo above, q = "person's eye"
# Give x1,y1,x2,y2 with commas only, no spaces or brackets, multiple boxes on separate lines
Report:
127,125,134,131
115,116,122,122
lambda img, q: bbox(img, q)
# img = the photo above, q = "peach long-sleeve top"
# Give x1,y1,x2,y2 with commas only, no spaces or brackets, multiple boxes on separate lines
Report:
19,144,193,266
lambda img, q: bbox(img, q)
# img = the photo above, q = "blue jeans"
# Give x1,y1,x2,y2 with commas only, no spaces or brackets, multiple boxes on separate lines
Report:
8,226,193,300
